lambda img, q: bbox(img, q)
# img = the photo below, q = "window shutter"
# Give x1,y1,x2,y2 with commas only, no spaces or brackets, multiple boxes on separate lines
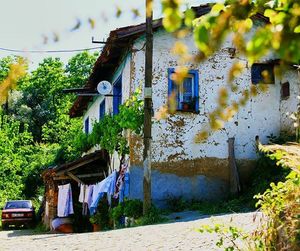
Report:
193,70,199,113
99,100,105,120
84,117,89,134
113,77,122,115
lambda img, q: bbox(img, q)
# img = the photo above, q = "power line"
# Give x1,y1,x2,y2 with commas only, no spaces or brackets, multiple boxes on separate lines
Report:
0,46,103,54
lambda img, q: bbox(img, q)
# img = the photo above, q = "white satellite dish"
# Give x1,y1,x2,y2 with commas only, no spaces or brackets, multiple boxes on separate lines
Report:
97,80,112,95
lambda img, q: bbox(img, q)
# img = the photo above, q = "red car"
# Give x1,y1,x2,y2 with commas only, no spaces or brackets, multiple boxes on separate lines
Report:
1,200,35,229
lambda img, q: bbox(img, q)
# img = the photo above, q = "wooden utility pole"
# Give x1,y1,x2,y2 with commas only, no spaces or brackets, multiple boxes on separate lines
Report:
143,0,153,215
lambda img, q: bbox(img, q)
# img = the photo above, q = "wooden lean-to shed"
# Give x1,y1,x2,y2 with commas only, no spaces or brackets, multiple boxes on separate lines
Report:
42,150,109,230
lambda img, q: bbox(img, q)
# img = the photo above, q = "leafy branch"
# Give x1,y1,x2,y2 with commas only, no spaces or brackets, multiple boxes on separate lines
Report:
77,89,144,157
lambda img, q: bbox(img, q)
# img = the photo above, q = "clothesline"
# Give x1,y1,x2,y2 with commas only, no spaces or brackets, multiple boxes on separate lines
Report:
57,162,130,218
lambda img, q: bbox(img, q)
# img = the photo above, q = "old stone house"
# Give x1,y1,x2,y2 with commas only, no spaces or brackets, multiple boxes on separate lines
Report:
68,5,299,206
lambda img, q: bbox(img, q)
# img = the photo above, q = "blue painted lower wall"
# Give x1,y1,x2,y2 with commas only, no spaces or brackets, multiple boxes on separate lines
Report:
129,165,229,208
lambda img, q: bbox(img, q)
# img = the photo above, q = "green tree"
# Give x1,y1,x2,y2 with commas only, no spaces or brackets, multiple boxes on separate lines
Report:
65,51,98,88
0,56,17,82
0,113,57,205
0,51,98,204
9,57,67,142
6,51,97,144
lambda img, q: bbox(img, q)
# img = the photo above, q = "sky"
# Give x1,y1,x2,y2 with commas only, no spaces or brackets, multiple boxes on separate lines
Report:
0,0,212,68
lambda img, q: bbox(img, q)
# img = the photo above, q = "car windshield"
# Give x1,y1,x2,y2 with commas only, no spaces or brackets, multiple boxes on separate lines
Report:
5,201,32,209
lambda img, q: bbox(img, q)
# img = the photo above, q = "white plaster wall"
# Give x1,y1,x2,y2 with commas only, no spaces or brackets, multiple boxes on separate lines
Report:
280,70,300,133
130,28,296,162
83,96,105,133
83,26,299,165
82,54,132,132
120,54,132,102
82,54,132,172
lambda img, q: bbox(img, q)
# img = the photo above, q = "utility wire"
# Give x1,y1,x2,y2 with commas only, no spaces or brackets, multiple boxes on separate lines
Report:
0,46,103,54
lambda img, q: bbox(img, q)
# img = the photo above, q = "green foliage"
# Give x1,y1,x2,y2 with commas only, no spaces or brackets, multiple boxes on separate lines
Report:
198,148,300,250
90,200,109,228
33,222,49,234
77,89,143,156
65,51,98,88
123,199,143,219
135,205,167,226
117,88,144,134
166,196,187,212
267,132,296,144
163,1,300,64
22,144,58,199
5,51,97,145
253,170,300,250
162,0,184,32
0,51,97,212
0,114,31,206
95,115,124,154
110,203,124,228
198,224,249,251
9,57,66,142
189,199,246,215
165,154,289,217
0,113,57,207
110,201,166,228
0,56,26,83
161,1,300,138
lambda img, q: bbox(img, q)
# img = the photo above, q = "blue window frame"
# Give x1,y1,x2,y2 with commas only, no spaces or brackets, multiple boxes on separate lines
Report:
99,100,105,120
84,117,89,134
168,68,199,112
113,77,122,115
251,63,274,84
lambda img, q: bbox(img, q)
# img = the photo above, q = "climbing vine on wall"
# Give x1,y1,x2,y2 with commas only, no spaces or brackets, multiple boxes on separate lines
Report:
78,88,144,156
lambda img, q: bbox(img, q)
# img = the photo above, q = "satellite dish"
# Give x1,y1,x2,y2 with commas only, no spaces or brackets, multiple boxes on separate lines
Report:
97,80,112,95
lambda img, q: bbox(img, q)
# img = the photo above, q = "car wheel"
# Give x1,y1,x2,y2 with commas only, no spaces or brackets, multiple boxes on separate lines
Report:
2,224,8,230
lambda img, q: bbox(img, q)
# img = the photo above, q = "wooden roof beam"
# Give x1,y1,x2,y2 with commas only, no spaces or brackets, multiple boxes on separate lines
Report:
53,172,104,181
56,155,103,175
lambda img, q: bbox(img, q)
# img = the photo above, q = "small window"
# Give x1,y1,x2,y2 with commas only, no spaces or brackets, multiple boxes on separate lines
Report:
99,100,105,120
281,82,290,99
84,117,89,134
113,77,122,115
251,63,275,84
168,68,199,112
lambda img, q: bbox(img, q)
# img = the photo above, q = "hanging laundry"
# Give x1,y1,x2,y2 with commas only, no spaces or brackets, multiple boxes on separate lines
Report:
124,172,130,197
87,184,94,208
78,184,85,203
57,183,74,217
119,171,130,203
114,162,129,201
89,171,117,215
79,184,91,203
79,184,94,215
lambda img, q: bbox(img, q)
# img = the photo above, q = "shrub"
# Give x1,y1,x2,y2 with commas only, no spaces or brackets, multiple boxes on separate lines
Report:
166,196,187,212
90,199,109,228
135,206,168,226
110,203,124,228
124,199,143,219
